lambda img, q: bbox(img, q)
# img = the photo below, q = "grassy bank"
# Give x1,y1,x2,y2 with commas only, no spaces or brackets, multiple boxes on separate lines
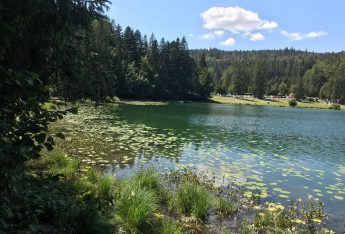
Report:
210,96,345,110
43,96,345,111
115,99,169,106
1,149,336,233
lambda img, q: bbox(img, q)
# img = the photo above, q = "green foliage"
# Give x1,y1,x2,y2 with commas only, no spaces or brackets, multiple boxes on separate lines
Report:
131,169,163,194
250,59,267,98
191,48,345,102
42,102,58,110
159,219,183,234
278,82,288,96
176,183,213,220
289,99,298,107
216,198,238,219
115,183,158,233
42,150,80,178
57,201,112,234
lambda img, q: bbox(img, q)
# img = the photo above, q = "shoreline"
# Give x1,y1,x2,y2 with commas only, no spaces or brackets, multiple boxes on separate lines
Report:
111,97,345,110
208,96,345,110
46,96,345,111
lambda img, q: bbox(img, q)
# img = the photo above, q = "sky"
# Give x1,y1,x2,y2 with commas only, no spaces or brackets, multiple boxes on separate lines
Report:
107,0,345,52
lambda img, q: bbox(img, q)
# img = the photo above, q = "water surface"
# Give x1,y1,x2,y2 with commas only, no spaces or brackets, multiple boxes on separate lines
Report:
54,103,345,232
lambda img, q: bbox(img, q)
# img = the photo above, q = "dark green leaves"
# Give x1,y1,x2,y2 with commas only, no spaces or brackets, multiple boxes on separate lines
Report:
34,132,46,144
66,107,78,114
55,132,65,140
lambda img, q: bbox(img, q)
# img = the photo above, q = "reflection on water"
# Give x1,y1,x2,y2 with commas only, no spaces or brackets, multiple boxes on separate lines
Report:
52,103,345,232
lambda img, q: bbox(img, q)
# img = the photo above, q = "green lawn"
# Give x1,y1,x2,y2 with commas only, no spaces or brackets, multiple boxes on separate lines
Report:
210,96,345,110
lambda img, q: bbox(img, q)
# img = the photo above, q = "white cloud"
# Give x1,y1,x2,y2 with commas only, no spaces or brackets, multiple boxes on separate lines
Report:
281,30,328,41
202,30,225,39
307,31,328,38
250,33,265,42
281,31,303,41
201,6,278,34
215,30,225,36
220,37,236,47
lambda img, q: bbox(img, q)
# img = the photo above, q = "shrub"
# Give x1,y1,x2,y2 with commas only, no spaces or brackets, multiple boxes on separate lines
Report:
329,103,341,110
115,184,158,232
216,198,238,218
288,99,298,107
176,183,213,220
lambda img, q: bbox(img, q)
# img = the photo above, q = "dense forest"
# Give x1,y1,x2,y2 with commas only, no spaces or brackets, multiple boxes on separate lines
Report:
191,49,345,103
52,21,213,101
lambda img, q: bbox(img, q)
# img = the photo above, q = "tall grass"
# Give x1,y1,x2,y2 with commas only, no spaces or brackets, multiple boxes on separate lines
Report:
159,219,183,234
176,182,213,220
216,198,238,218
115,183,158,233
131,169,161,191
42,150,79,178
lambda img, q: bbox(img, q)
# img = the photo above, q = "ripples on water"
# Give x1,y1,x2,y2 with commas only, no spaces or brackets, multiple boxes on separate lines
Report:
53,103,345,232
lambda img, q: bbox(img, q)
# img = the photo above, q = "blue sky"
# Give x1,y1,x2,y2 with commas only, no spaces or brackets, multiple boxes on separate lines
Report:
107,0,345,52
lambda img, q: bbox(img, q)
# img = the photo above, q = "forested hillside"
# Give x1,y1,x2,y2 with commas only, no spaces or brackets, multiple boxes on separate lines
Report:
52,20,212,101
191,49,345,103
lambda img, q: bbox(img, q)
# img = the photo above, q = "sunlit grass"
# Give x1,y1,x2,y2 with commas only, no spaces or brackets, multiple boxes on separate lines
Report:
210,96,345,110
116,98,168,106
115,183,158,233
175,182,213,220
131,169,161,192
42,150,80,178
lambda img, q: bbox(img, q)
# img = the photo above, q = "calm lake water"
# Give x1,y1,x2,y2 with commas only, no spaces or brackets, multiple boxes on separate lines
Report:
54,103,345,232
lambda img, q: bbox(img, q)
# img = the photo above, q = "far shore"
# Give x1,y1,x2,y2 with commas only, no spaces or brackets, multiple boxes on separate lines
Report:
111,96,345,110
209,96,345,110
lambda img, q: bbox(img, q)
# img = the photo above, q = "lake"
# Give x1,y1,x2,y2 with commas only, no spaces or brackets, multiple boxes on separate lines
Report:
53,103,345,232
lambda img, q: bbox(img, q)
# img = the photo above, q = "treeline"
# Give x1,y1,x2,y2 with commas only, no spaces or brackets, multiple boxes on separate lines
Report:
191,48,345,103
51,20,211,101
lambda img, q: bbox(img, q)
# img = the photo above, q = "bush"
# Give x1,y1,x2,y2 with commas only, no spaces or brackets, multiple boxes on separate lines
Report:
288,99,298,107
115,184,158,232
176,183,213,220
329,103,341,110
